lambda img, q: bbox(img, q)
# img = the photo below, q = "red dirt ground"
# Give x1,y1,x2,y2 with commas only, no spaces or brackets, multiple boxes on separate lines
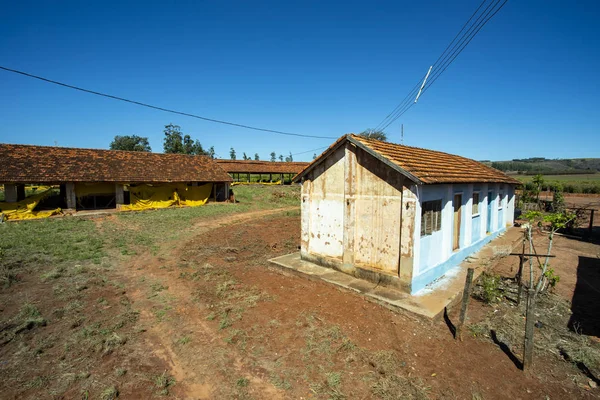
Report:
132,213,599,399
2,208,598,399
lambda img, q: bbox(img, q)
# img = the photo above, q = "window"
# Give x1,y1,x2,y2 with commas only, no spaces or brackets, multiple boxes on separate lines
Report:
472,192,480,216
498,192,503,209
421,199,442,236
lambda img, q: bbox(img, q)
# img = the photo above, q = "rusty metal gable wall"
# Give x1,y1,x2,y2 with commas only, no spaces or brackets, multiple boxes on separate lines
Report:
352,146,403,274
303,145,345,259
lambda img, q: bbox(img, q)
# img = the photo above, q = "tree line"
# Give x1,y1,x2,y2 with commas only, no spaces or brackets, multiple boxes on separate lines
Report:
109,124,215,157
110,125,388,162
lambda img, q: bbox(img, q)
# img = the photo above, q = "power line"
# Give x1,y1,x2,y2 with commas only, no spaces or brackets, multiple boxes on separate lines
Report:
377,0,497,132
375,0,507,132
421,0,508,95
291,145,328,157
0,65,337,140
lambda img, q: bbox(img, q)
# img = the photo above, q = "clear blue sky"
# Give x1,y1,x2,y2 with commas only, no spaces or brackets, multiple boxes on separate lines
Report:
1,0,598,161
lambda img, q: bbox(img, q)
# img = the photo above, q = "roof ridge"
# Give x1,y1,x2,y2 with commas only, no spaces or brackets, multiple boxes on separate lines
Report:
349,134,481,162
0,142,211,158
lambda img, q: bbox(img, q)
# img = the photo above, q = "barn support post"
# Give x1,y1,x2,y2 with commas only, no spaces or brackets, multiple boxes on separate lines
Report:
65,182,77,210
3,183,19,203
281,173,284,185
247,173,250,183
115,184,125,209
269,173,272,182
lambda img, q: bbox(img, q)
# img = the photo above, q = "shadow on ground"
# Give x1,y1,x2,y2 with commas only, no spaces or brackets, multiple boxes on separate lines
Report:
568,256,600,337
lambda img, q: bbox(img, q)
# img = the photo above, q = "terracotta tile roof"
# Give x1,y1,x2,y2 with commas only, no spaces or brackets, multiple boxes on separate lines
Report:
216,159,309,174
294,134,520,185
0,143,232,183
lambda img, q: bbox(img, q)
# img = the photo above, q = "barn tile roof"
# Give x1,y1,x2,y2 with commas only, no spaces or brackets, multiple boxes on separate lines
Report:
0,144,232,183
294,134,520,185
216,159,309,174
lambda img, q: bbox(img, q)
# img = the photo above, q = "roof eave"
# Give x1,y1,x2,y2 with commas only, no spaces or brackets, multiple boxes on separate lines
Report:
346,136,424,185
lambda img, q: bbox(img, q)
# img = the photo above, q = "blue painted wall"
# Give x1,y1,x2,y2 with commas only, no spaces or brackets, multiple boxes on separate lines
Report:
472,216,481,242
418,185,449,273
413,183,512,294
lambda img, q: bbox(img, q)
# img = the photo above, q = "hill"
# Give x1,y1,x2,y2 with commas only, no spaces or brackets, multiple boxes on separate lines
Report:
481,157,600,175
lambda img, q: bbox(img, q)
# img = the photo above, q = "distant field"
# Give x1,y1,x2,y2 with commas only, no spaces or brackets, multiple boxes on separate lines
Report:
510,173,600,194
512,173,600,183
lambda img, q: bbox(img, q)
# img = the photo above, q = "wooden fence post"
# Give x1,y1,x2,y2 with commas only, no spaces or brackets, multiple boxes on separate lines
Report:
516,237,526,306
523,288,535,371
456,268,475,341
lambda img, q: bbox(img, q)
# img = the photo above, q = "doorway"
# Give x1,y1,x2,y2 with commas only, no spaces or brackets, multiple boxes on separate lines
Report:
453,194,462,251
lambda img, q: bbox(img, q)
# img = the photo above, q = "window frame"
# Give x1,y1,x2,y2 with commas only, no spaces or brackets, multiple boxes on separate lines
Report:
420,199,443,237
472,191,480,217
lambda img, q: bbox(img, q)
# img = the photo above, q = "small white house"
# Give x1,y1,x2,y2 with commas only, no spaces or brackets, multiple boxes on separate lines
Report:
293,134,519,294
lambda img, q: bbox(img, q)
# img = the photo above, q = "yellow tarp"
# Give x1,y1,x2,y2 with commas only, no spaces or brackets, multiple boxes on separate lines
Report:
0,189,61,221
120,183,212,211
231,180,282,186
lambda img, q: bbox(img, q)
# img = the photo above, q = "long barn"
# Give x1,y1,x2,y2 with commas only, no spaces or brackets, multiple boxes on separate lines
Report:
0,144,232,216
216,159,309,183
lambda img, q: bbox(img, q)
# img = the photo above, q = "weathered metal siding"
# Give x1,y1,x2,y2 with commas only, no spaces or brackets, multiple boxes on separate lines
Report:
303,146,345,259
399,185,417,283
352,147,404,274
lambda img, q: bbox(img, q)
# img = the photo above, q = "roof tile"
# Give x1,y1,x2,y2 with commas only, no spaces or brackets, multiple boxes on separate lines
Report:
0,144,232,183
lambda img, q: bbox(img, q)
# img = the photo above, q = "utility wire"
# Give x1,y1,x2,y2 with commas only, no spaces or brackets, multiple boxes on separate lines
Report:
0,65,337,140
375,0,507,132
377,0,496,132
291,145,328,157
421,0,508,95
374,1,487,132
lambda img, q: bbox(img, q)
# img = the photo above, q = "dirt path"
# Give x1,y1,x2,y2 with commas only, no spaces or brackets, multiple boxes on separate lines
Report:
114,207,296,399
109,207,598,399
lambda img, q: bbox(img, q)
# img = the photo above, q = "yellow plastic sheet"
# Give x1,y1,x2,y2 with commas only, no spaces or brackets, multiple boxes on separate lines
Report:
178,184,213,207
120,183,212,211
0,189,61,221
231,180,282,186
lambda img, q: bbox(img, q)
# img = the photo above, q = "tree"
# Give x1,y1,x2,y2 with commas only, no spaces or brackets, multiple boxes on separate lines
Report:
230,147,236,160
254,153,260,161
163,124,208,155
313,153,317,160
359,129,387,141
110,135,152,152
183,135,205,155
278,154,284,162
270,152,276,162
242,152,249,160
285,152,293,162
207,146,215,159
163,124,184,154
532,174,545,204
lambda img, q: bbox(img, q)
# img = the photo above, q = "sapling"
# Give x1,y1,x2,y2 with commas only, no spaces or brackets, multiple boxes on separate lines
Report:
520,210,575,370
